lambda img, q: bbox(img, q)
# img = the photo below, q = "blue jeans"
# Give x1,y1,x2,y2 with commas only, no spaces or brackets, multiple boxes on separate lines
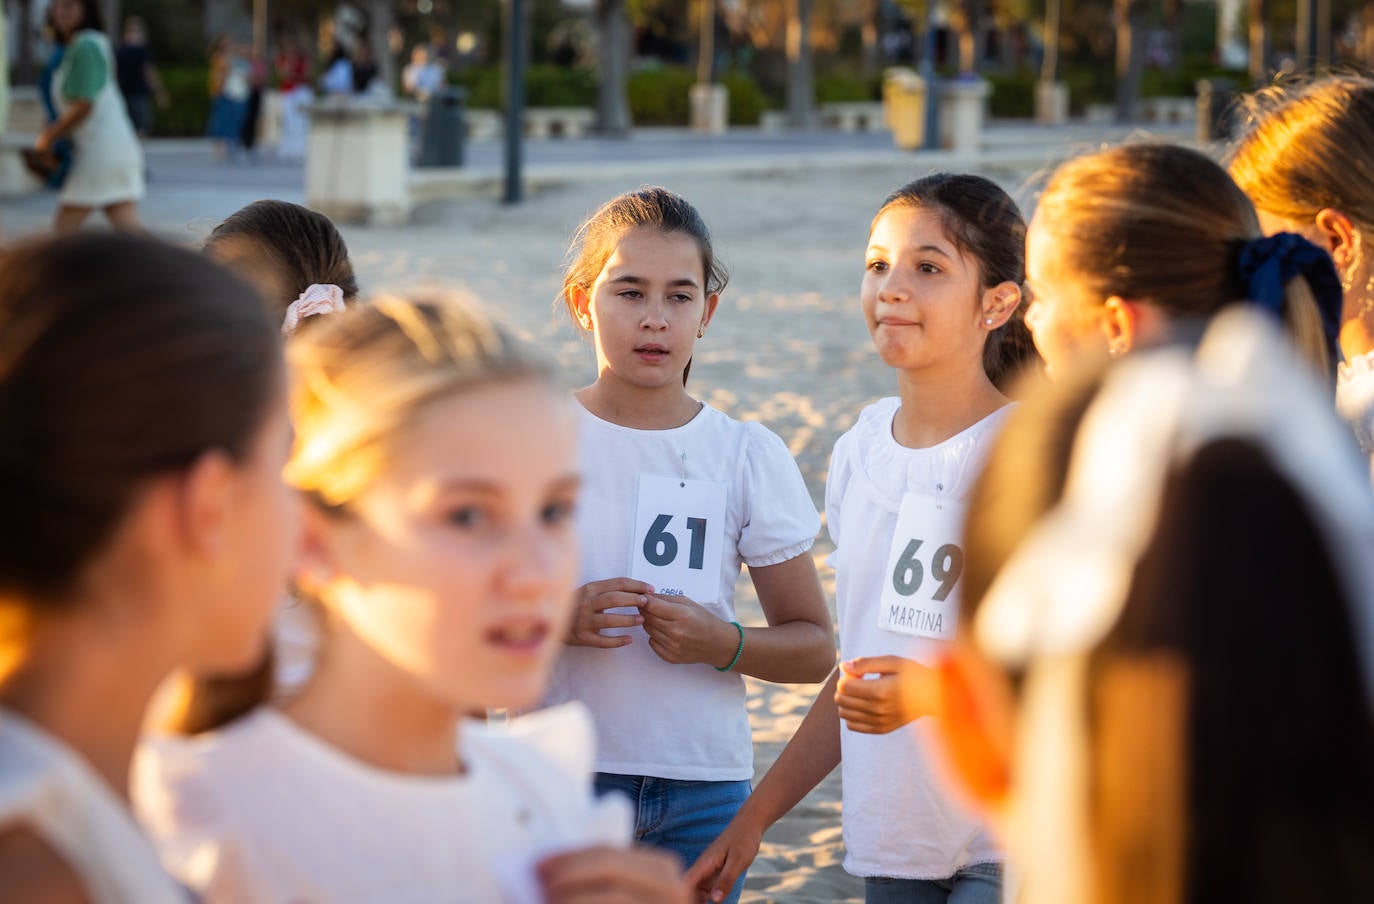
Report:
594,773,751,904
864,862,1004,904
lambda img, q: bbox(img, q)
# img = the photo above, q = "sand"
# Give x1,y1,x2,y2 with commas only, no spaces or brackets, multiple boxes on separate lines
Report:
0,138,1163,901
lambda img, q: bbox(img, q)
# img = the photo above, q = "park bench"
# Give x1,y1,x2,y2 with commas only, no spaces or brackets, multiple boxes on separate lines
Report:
523,107,595,139
818,101,887,132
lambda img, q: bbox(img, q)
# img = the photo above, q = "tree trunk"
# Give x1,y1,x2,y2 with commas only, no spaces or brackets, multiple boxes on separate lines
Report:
17,0,34,84
860,0,879,78
1114,0,1144,123
101,0,121,37
595,0,632,135
1163,0,1182,72
1041,0,1061,82
785,0,813,128
366,0,395,94
696,0,714,85
1249,0,1269,82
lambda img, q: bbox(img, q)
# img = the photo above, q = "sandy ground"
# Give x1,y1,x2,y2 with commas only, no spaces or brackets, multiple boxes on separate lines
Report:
0,146,1101,901
361,164,1037,903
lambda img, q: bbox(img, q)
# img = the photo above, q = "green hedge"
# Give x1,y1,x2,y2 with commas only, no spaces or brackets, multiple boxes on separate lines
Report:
816,73,879,104
154,64,212,137
985,71,1036,118
628,66,696,125
454,65,597,108
721,71,769,125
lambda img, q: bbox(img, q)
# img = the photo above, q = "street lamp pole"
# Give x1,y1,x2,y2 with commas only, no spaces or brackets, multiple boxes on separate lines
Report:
919,0,939,150
503,0,526,203
253,0,268,60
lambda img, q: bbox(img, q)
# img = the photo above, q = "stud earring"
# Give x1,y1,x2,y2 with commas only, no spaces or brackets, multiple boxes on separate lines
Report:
984,318,993,325
697,326,705,339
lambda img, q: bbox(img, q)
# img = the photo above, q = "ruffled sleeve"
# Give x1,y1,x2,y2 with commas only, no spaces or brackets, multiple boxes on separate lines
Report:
1338,350,1374,453
736,422,820,568
131,736,270,903
824,430,857,570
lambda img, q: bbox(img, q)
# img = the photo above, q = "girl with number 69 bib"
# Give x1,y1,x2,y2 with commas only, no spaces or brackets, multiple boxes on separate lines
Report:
544,187,835,904
689,174,1040,904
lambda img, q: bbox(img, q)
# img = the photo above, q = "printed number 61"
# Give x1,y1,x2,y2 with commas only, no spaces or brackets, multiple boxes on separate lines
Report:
643,514,707,570
892,539,964,601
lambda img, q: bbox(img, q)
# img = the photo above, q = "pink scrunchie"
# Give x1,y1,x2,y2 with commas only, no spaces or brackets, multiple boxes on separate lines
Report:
281,284,346,335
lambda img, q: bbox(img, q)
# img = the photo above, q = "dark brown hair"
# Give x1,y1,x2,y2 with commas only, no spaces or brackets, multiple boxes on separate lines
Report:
876,173,1042,391
1036,143,1328,371
963,363,1374,902
0,233,281,603
561,187,727,386
206,200,359,315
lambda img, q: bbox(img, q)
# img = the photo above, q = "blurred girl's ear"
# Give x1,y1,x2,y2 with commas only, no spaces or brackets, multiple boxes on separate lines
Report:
294,503,342,599
934,640,1015,824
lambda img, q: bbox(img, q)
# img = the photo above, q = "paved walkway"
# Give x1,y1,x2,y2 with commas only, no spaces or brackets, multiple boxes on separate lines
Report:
0,119,1196,237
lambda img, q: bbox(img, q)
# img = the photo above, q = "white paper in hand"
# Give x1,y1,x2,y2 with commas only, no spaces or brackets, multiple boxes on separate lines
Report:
877,493,968,641
628,474,727,604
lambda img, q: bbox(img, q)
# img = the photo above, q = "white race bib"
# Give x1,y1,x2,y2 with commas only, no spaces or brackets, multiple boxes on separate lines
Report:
877,493,967,641
629,475,727,604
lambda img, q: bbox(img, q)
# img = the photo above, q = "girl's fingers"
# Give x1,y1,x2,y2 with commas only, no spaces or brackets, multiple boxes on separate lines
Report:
541,847,684,903
578,631,632,649
588,591,651,613
834,679,890,705
582,577,656,598
593,611,645,630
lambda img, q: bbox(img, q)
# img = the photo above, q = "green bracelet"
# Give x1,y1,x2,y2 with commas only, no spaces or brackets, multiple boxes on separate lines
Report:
716,621,745,672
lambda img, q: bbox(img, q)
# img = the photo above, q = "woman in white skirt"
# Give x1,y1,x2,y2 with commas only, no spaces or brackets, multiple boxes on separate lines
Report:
34,0,144,233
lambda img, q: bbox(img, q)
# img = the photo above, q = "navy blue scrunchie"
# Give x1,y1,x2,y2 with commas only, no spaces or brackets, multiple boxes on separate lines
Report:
1234,232,1344,360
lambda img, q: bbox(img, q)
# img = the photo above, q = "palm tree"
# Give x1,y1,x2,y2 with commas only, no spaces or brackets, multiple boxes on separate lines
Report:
785,0,813,128
1114,0,1144,122
595,0,631,135
1249,0,1269,81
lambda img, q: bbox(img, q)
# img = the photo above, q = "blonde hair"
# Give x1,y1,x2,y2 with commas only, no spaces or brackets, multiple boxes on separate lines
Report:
1036,143,1329,371
287,295,546,507
164,294,548,734
1229,75,1374,232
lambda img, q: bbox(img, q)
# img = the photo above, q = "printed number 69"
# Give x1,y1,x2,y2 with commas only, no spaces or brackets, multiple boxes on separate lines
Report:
643,514,708,570
892,539,964,601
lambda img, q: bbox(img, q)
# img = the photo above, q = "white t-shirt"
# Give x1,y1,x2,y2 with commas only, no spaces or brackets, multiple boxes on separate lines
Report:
0,710,186,904
1337,349,1374,482
132,703,629,903
826,397,1006,879
542,403,820,781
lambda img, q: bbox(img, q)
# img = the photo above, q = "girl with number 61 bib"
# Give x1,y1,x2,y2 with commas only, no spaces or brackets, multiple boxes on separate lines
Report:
689,174,1040,904
543,187,835,904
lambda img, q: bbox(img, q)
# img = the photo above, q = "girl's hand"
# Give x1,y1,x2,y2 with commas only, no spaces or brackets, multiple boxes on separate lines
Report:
834,656,938,734
33,130,53,154
684,817,762,903
641,594,735,667
566,578,652,649
539,845,688,904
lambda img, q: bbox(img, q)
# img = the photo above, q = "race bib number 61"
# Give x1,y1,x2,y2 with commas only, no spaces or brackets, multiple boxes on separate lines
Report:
877,493,967,641
629,475,727,604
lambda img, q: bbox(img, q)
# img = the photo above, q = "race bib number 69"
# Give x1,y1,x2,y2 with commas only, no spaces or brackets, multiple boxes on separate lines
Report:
877,493,967,641
629,475,727,604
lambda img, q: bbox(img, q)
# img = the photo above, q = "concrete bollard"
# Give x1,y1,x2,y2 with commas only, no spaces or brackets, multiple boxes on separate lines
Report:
305,100,413,227
1034,81,1069,125
690,83,729,134
939,78,990,153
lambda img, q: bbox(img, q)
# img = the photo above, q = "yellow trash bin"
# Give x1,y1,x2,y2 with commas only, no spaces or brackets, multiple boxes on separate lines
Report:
883,68,927,150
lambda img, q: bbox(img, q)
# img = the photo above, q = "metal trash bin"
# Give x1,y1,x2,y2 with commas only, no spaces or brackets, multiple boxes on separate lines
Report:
1196,79,1236,143
417,87,466,168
